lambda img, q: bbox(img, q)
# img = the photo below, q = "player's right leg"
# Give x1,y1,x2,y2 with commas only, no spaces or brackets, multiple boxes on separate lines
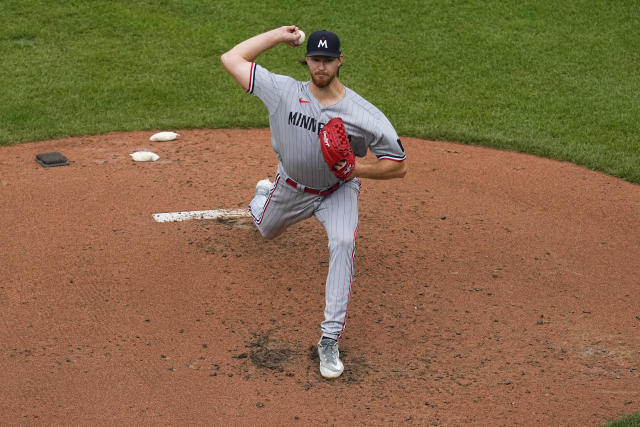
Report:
249,174,315,240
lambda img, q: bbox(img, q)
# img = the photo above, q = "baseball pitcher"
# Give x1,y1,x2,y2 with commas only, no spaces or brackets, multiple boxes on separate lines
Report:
221,26,407,379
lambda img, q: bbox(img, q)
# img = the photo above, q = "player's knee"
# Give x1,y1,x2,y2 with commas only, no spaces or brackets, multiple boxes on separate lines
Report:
254,223,279,240
260,229,277,240
328,234,355,253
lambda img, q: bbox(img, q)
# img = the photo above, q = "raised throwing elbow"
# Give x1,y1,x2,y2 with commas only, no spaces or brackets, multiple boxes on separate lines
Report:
220,51,231,69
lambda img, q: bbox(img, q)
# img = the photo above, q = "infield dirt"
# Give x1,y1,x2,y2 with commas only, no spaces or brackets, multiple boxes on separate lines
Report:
1,129,639,425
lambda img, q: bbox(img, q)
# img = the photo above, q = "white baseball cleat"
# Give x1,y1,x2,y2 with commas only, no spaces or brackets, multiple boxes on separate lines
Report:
317,337,344,379
255,178,273,197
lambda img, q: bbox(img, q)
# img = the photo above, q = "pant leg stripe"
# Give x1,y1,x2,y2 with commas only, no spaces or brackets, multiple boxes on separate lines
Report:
250,174,281,225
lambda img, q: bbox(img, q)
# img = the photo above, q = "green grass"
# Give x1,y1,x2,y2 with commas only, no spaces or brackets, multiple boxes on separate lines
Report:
602,411,640,427
1,0,639,183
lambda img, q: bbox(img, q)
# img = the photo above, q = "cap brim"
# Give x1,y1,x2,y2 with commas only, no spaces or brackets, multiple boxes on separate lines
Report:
305,51,341,58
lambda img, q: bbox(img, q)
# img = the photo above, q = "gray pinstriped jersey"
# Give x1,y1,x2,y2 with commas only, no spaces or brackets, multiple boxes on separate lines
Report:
248,63,406,189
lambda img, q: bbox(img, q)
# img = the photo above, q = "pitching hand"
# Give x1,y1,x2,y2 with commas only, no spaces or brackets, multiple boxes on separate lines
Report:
280,26,303,47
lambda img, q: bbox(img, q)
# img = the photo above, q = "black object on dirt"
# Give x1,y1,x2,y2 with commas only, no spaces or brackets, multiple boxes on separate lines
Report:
35,152,69,167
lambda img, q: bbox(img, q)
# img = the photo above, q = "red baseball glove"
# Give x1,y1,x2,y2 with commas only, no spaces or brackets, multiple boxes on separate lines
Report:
320,117,355,180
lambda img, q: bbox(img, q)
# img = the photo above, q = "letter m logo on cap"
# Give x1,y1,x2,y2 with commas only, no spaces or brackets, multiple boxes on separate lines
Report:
306,31,340,57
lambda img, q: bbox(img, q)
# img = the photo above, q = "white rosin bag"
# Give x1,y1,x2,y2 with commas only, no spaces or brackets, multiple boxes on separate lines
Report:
130,151,160,162
149,132,179,142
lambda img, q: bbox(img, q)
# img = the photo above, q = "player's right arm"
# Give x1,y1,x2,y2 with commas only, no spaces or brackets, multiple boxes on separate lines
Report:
221,26,302,91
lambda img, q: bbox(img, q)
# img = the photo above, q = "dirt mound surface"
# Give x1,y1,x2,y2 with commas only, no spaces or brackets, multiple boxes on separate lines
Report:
1,129,638,425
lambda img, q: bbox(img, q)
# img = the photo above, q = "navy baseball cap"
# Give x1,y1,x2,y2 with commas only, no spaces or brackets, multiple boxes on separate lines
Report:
306,30,341,58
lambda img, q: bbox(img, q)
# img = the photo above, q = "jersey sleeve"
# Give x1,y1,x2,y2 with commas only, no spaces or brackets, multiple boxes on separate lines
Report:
246,63,293,115
368,114,406,162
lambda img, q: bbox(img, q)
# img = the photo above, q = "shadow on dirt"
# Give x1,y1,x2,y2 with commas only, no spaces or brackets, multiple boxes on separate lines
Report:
238,329,372,383
248,331,294,372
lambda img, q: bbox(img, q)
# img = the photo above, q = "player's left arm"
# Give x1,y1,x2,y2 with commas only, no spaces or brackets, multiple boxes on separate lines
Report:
350,157,407,180
350,127,407,179
349,113,407,180
330,112,407,180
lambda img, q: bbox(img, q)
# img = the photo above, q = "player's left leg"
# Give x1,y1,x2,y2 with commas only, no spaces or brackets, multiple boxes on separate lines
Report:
313,178,361,340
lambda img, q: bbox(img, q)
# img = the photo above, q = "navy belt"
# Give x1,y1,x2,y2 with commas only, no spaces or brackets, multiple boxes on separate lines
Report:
285,178,340,197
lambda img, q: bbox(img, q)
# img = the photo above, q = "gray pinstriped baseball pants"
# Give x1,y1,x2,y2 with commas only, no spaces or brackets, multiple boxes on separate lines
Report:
249,169,361,340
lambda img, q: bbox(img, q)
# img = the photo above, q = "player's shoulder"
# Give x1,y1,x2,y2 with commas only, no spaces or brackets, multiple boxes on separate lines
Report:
344,87,387,118
343,87,395,132
256,63,302,86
